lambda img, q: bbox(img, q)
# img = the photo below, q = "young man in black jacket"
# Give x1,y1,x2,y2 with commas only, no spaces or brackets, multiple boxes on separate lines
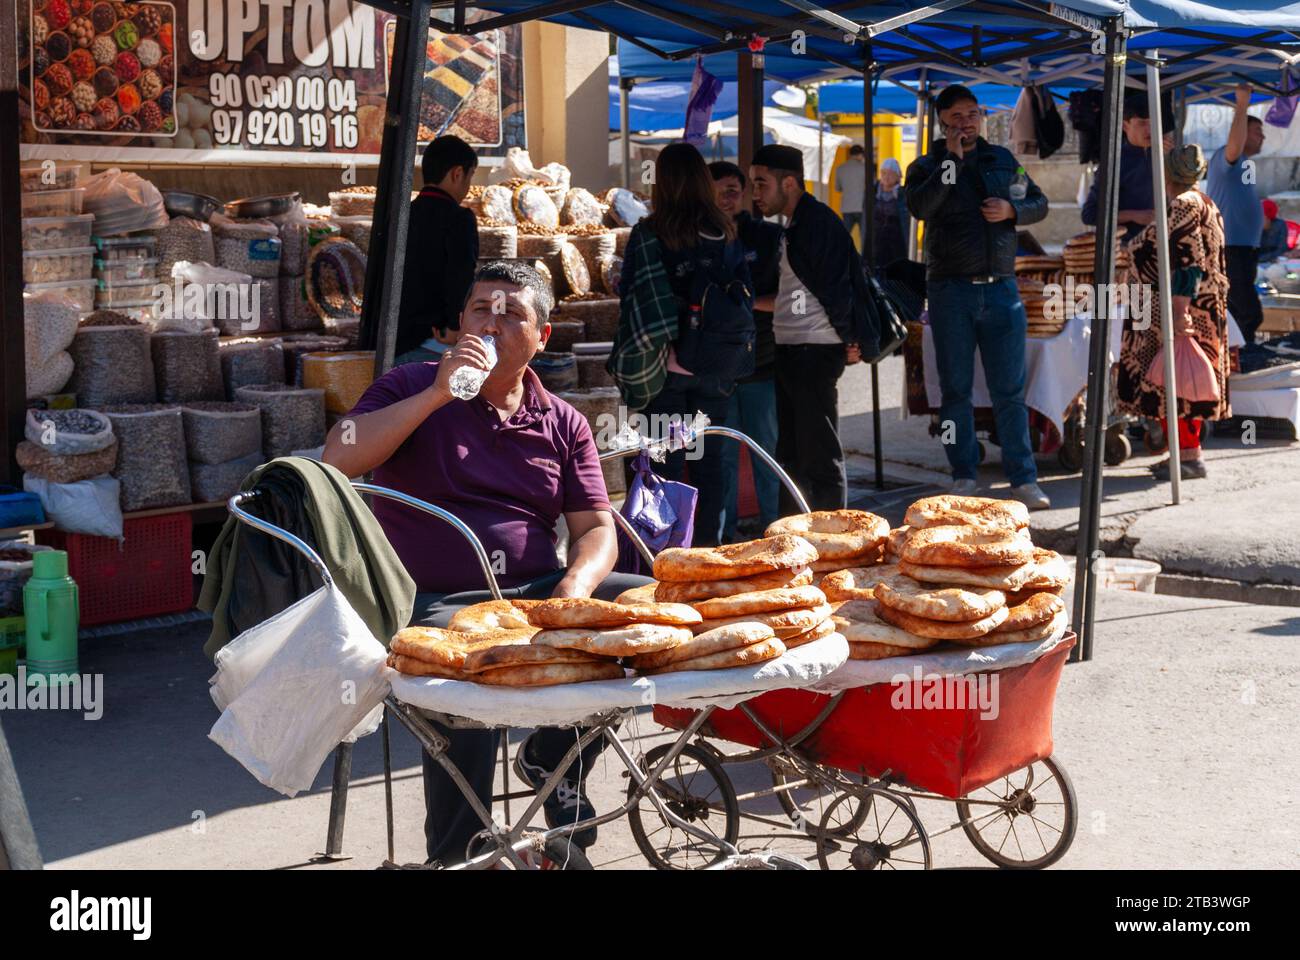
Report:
751,144,878,512
710,161,783,538
905,85,1052,510
394,135,480,364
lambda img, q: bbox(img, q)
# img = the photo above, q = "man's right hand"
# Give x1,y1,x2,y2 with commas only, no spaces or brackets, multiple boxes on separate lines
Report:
1235,82,1252,111
947,128,965,160
431,334,494,401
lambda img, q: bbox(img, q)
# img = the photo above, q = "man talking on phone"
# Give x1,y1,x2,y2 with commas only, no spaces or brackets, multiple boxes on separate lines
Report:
904,85,1052,510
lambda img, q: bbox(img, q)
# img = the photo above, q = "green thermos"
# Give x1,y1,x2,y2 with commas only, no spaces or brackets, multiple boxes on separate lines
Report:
23,550,79,683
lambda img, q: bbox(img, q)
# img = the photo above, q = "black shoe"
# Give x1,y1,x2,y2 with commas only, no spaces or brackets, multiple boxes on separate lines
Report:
1149,457,1207,480
514,734,598,849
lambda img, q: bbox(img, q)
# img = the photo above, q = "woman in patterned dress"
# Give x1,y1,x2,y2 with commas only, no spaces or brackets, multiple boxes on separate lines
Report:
1118,143,1231,480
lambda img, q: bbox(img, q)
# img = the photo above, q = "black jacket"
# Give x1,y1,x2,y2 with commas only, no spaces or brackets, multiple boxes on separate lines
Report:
905,137,1048,280
395,185,479,356
784,192,880,355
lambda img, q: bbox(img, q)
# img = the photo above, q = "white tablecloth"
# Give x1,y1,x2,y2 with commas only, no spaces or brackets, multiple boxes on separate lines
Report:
922,313,1126,438
1230,384,1300,431
389,634,849,729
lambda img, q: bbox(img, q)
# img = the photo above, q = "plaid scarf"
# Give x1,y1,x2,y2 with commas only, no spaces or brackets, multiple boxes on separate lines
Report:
606,224,679,411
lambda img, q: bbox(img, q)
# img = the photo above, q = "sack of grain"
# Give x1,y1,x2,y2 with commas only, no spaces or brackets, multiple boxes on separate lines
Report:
67,324,157,406
181,401,263,465
151,329,223,403
220,338,285,399
101,404,192,511
189,452,263,503
235,384,326,459
24,408,114,455
16,437,119,485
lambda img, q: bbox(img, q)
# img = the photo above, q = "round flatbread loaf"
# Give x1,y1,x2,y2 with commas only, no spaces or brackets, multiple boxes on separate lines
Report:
898,558,1033,591
810,550,882,573
462,642,609,673
653,565,814,603
615,582,660,605
831,601,941,649
820,563,901,601
639,637,786,675
904,495,1029,532
993,591,1065,633
559,241,591,295
848,640,928,661
886,525,910,560
691,584,826,619
628,621,773,670
448,599,539,633
874,601,1010,639
386,652,470,679
764,510,889,561
532,623,692,657
951,610,1067,647
390,627,529,669
527,597,701,629
782,616,836,649
874,574,1005,623
1022,548,1072,590
473,661,626,686
653,535,818,582
1004,585,1065,606
901,525,1035,567
692,603,832,638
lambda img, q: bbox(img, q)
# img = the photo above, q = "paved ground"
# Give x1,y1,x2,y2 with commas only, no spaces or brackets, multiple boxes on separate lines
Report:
4,586,1296,870
838,354,1300,594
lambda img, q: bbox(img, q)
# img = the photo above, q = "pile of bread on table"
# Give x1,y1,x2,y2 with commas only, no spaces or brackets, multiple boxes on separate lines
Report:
386,496,1071,687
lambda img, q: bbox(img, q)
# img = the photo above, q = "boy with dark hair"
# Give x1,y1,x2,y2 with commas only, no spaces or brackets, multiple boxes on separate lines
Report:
709,160,783,537
1080,92,1172,241
750,143,878,512
395,135,480,364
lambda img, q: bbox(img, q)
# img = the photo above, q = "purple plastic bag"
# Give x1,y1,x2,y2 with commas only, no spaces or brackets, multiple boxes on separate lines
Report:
614,451,698,576
1266,67,1299,128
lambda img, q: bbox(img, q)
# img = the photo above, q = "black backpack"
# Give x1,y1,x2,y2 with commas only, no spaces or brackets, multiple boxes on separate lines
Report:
1033,87,1066,159
674,239,756,397
1068,90,1104,164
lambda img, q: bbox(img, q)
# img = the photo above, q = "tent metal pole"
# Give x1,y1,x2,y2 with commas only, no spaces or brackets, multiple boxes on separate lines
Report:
863,54,884,490
620,77,633,189
0,0,26,484
360,0,434,376
1147,52,1181,506
908,69,927,260
1071,15,1128,663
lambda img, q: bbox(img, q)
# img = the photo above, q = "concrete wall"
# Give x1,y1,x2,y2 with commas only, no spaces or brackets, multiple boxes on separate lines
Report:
523,24,612,191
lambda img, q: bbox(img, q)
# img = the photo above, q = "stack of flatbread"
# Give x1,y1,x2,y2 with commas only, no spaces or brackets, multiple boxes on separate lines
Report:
1018,277,1068,338
1014,255,1064,286
866,496,1072,649
763,509,891,574
1063,231,1131,277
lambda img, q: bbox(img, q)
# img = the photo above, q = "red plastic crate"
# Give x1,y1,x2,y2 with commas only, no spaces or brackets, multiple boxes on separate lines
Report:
654,636,1074,798
38,513,195,626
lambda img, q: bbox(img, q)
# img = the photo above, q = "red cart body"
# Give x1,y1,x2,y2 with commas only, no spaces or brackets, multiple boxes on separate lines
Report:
654,636,1074,799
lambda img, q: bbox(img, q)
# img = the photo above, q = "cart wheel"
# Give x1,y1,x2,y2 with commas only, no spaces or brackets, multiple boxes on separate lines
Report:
768,758,869,838
1104,428,1131,466
955,755,1078,869
1057,439,1084,472
628,742,741,871
815,788,932,870
1143,424,1168,454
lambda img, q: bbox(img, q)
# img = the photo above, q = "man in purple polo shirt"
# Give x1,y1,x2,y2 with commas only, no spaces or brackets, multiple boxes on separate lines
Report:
324,260,648,864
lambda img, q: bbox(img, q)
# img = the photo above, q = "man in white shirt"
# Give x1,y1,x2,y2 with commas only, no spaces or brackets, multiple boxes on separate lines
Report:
835,144,867,250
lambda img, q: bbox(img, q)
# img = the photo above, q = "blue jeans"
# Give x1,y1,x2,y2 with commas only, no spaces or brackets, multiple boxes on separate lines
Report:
842,211,864,249
720,377,780,540
926,277,1036,486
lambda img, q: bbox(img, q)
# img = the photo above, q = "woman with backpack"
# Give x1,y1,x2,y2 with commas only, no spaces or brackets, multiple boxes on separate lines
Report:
612,142,755,547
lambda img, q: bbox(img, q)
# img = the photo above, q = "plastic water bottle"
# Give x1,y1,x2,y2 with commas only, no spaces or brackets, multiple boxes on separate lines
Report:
1009,166,1028,201
448,335,497,400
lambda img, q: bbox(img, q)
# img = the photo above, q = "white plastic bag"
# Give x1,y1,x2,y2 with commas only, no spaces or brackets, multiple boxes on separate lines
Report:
23,473,124,539
208,584,392,797
160,260,253,333
81,168,168,234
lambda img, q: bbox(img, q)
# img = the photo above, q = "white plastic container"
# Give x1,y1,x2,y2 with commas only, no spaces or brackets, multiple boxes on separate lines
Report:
95,277,160,307
19,162,83,193
22,245,96,284
22,213,95,251
23,278,97,314
100,299,159,324
1095,557,1161,593
94,234,158,261
95,257,159,283
21,187,86,217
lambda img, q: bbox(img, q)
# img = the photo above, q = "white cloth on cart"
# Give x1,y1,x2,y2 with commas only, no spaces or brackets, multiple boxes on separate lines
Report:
810,629,1069,694
921,313,1124,438
389,634,850,729
208,583,390,797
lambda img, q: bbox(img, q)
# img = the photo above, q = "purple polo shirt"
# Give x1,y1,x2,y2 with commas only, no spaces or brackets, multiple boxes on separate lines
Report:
348,362,611,593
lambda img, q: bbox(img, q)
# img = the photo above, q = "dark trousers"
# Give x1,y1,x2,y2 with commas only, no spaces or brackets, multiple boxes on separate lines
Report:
411,567,652,865
639,372,731,547
926,277,1036,486
774,344,847,512
1225,245,1263,345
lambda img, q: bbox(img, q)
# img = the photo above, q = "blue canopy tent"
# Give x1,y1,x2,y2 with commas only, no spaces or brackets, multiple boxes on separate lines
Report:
347,1,1300,671
607,56,796,130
